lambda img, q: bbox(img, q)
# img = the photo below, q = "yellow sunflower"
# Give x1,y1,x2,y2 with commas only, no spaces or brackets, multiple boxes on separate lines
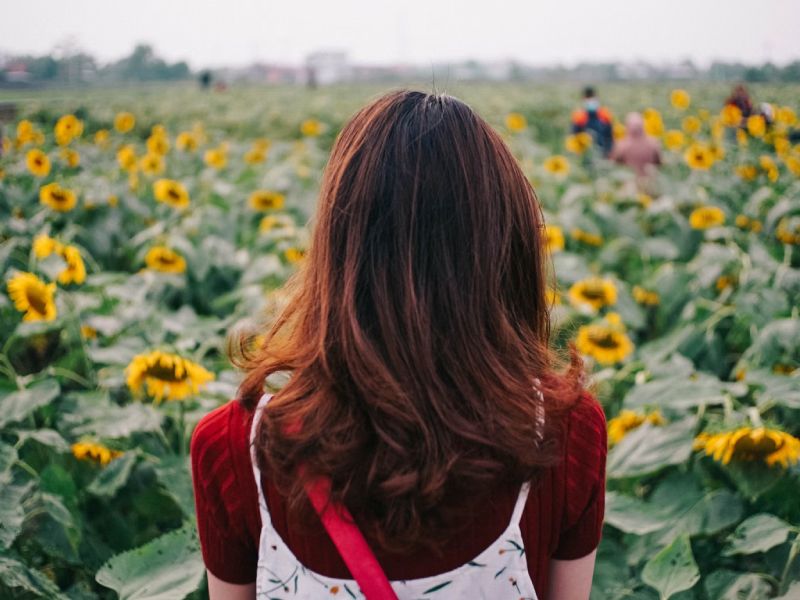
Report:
543,155,570,177
682,115,702,135
689,206,725,230
54,114,83,145
117,145,137,171
632,285,660,306
643,108,664,137
694,427,800,468
114,111,136,133
147,133,170,156
735,164,758,181
33,234,60,258
300,119,323,137
175,131,198,152
505,112,527,133
72,441,123,466
26,148,51,177
570,228,603,247
126,350,215,402
575,322,634,365
747,115,766,138
565,132,592,154
720,104,743,127
544,225,565,253
58,245,86,285
259,214,296,235
608,409,665,445
663,130,685,151
39,182,77,212
670,89,691,110
249,190,285,212
775,106,797,126
735,215,762,233
612,121,626,140
776,217,800,245
684,143,715,170
568,277,617,311
140,152,165,176
6,272,57,321
94,129,110,146
60,148,80,168
244,147,267,164
144,246,187,274
153,179,190,209
204,146,227,169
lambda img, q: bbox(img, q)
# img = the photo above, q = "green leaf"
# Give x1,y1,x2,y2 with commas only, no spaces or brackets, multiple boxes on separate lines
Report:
95,522,205,600
623,376,729,410
0,379,60,429
0,556,66,599
723,513,793,556
775,582,800,599
0,441,17,476
704,570,773,600
64,401,163,439
641,534,700,600
607,417,696,479
15,428,71,453
87,452,138,498
153,455,195,517
22,492,82,563
0,482,29,549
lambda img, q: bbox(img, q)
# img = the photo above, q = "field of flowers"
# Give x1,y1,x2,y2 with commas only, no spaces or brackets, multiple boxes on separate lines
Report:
0,81,799,599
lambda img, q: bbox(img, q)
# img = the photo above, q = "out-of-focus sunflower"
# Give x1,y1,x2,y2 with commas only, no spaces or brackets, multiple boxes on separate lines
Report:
682,115,701,135
54,114,83,146
565,132,592,154
259,214,296,236
153,179,190,209
643,108,664,137
776,216,800,245
689,205,725,230
747,115,766,138
117,145,137,171
26,148,51,177
684,143,715,170
114,112,136,133
568,277,617,311
126,350,214,402
300,119,323,137
775,106,797,126
94,129,110,146
575,320,633,365
505,112,527,132
670,89,691,110
544,225,565,253
147,132,170,156
60,148,80,168
39,182,77,212
33,234,60,258
608,409,665,445
570,228,603,246
694,426,800,468
612,121,626,140
6,272,57,321
284,247,306,264
144,246,187,274
204,146,227,169
785,156,800,177
175,131,198,152
720,104,743,127
58,245,86,285
735,214,762,233
140,152,165,176
543,155,570,177
632,285,660,306
72,441,123,466
244,147,267,164
735,164,758,181
248,190,285,211
663,130,685,151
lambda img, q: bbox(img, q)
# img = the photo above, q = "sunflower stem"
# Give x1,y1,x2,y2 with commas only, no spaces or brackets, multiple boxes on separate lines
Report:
779,533,800,596
178,400,186,457
747,407,763,428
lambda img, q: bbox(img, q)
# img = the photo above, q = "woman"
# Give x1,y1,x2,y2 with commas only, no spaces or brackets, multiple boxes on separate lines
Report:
191,90,607,599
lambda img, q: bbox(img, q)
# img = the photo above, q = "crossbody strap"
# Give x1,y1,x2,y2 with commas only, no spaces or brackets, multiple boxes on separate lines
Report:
304,476,399,600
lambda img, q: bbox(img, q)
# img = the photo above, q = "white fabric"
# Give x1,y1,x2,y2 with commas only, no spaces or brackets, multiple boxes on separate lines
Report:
250,393,539,599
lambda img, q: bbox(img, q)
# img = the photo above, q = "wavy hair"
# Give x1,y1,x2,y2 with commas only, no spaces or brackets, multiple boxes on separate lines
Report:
235,90,584,551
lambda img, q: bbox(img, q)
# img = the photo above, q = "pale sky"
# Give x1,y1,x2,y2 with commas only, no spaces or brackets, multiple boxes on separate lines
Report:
4,0,800,68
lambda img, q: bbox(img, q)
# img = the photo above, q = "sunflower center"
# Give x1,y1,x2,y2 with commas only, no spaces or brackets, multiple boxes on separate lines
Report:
158,254,177,265
167,188,180,200
588,331,620,349
145,363,187,383
581,285,608,301
26,286,49,316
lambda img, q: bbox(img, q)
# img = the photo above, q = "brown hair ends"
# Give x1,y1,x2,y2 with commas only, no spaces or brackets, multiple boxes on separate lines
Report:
233,89,585,551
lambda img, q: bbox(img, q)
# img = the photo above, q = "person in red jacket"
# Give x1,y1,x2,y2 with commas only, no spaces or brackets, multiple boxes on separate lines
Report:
192,90,607,600
571,86,614,157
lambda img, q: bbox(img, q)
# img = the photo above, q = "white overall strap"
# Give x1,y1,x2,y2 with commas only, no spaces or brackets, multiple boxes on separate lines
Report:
511,481,532,524
249,393,273,520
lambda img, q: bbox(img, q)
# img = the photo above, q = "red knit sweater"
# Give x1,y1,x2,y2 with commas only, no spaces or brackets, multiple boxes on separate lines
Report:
190,392,607,599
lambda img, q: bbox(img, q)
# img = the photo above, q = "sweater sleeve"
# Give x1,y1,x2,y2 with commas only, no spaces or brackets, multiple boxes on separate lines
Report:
190,400,258,583
552,392,608,560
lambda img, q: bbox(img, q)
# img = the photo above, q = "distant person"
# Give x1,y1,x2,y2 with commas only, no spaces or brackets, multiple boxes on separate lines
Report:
725,84,753,120
199,70,212,90
571,86,614,157
610,113,661,176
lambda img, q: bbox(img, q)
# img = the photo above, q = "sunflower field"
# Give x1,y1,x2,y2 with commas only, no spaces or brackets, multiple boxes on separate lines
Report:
0,82,799,599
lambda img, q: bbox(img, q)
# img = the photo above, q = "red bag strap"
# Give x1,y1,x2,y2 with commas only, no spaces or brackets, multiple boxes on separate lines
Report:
304,476,399,600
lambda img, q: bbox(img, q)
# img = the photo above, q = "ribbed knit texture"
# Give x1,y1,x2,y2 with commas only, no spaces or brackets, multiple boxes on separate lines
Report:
190,391,607,599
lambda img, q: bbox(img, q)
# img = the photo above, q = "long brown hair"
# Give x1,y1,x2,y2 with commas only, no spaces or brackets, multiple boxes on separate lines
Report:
235,90,584,551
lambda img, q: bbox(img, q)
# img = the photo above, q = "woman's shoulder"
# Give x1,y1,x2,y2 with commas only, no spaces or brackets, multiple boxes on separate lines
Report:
191,398,255,465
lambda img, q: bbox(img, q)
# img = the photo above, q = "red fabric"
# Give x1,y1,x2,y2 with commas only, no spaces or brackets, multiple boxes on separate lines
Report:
190,391,607,599
305,476,399,600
